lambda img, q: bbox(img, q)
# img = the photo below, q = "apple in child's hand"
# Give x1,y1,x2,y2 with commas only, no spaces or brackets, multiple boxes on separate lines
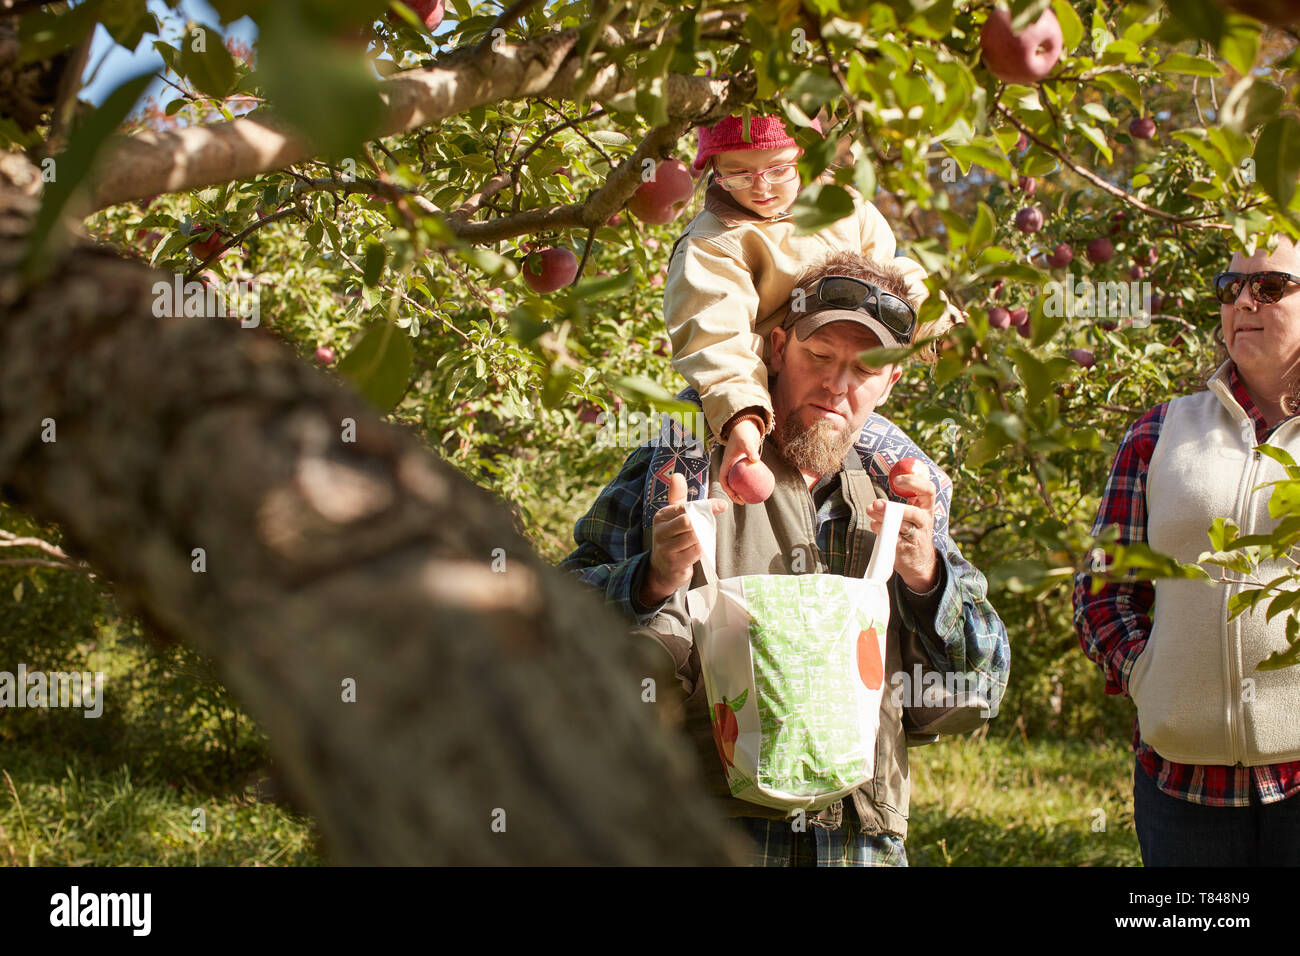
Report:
888,457,928,498
728,458,774,505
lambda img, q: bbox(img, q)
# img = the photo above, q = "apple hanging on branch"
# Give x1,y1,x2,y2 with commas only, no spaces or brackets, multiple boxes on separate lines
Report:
1047,243,1074,268
1129,117,1157,140
389,0,445,30
1086,238,1115,264
628,159,696,225
979,8,1064,84
1015,207,1044,234
522,247,579,293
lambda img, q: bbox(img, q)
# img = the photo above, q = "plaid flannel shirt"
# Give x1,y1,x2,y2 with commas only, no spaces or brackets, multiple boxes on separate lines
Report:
561,412,1010,864
1073,364,1300,807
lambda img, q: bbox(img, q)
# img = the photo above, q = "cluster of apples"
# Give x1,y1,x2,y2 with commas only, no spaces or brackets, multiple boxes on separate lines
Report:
517,159,695,295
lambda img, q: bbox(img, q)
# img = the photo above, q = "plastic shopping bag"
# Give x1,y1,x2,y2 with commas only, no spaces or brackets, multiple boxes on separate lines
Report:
682,499,904,812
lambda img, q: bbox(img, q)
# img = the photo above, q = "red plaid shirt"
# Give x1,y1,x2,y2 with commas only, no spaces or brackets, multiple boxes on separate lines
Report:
1074,364,1300,806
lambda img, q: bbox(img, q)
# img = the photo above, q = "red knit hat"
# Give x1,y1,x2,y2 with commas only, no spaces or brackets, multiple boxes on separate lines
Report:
691,114,823,172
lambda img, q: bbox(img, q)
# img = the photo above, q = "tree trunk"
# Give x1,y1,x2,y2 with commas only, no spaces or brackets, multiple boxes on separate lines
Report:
0,153,745,865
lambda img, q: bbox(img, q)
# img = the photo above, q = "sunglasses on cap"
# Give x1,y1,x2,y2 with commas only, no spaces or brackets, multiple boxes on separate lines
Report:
803,275,918,343
1212,271,1300,305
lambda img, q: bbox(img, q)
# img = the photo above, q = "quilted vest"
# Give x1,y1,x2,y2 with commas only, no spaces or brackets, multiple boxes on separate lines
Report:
1136,362,1300,765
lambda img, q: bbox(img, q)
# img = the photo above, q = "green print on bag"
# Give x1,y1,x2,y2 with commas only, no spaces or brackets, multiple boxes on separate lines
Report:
743,574,882,796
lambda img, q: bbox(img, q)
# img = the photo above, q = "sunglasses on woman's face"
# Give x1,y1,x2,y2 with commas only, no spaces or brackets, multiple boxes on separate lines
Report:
814,275,917,342
1212,271,1300,305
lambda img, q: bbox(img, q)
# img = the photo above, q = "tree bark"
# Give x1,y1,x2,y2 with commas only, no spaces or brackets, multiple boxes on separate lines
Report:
0,153,747,865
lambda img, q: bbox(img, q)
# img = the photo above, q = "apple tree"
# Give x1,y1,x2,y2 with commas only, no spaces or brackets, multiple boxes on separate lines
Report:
3,0,1299,862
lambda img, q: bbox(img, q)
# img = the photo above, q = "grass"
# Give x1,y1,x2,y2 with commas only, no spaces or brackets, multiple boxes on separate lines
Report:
0,748,321,867
906,730,1142,866
0,728,1143,866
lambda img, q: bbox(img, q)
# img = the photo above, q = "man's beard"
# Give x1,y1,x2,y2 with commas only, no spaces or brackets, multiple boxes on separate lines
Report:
775,412,854,477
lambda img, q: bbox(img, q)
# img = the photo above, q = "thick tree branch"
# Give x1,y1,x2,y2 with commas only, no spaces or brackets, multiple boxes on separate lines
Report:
85,30,742,214
0,152,747,865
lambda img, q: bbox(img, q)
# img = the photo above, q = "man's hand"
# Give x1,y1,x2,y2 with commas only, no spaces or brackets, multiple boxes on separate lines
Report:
719,416,768,506
867,469,939,593
640,473,730,607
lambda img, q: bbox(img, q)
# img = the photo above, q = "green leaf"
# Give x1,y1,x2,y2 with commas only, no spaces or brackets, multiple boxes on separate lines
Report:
1009,0,1053,31
1255,117,1300,210
1158,53,1223,77
790,184,856,234
24,72,153,278
338,322,415,411
1051,0,1084,52
178,24,238,99
363,241,385,287
570,271,635,299
258,1,383,157
966,202,995,254
943,143,1014,181
1258,444,1300,477
18,0,105,62
1090,71,1143,110
1265,588,1300,623
613,376,700,414
1077,124,1114,165
1218,21,1261,76
1221,78,1284,136
1207,517,1239,552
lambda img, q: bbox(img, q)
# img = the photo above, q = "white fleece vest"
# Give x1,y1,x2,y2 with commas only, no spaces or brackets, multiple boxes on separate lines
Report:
1134,363,1300,765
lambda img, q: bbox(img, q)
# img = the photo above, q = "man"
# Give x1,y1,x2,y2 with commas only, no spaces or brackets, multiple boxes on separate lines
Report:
562,251,1009,866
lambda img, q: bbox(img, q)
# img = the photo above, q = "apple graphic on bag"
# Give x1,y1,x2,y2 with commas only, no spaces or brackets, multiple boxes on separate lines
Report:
857,627,883,690
711,690,747,769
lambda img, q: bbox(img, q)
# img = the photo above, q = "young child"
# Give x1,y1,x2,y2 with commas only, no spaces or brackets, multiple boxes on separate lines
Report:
663,113,953,504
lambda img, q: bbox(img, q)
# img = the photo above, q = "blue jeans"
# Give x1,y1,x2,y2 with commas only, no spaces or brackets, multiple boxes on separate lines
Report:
1133,759,1300,866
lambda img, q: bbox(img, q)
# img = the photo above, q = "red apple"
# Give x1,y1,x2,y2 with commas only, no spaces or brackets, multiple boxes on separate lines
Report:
1047,243,1074,268
1138,246,1159,266
189,225,226,261
315,346,336,366
521,247,579,293
1086,238,1115,263
1069,348,1096,368
390,0,445,29
888,457,928,498
1016,176,1037,195
1109,210,1129,235
1130,265,1145,280
577,402,602,424
1015,207,1044,233
1129,117,1157,140
1150,293,1166,312
728,458,774,505
980,8,1063,84
606,213,624,227
1015,132,1029,152
988,306,1012,329
1009,307,1028,327
628,159,696,225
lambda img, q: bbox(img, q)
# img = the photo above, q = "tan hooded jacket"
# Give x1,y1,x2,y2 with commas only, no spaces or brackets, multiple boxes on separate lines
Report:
663,180,936,439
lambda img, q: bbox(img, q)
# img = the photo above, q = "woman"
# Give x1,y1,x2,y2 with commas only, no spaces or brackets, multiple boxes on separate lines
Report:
1074,235,1300,866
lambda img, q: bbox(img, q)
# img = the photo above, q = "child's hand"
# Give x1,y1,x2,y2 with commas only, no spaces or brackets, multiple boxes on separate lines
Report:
720,417,772,505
